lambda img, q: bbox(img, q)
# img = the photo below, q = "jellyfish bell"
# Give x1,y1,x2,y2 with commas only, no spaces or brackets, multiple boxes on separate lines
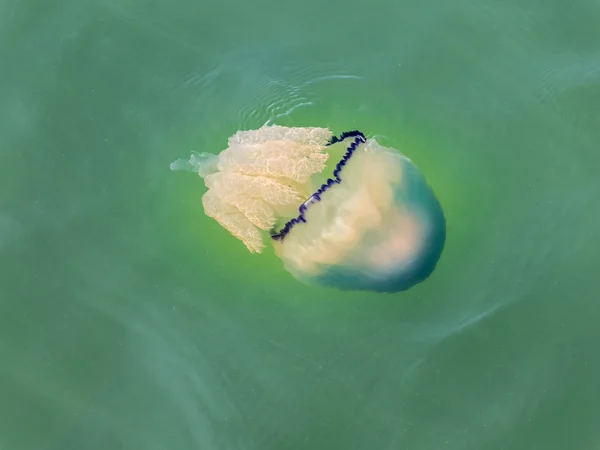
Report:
271,132,446,293
171,124,445,293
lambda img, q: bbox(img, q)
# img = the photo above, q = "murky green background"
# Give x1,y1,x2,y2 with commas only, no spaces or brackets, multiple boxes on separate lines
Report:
1,0,599,448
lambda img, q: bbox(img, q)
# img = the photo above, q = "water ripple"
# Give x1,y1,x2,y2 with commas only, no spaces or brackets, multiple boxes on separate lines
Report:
168,52,366,131
239,71,364,127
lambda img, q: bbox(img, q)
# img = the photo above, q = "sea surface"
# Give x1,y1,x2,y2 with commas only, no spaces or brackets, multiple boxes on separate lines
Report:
1,0,599,448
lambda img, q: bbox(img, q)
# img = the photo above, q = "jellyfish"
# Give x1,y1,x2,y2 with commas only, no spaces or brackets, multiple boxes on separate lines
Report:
171,124,446,293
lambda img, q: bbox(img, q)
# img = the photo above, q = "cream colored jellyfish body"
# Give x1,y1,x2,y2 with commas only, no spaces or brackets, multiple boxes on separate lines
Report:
171,124,446,293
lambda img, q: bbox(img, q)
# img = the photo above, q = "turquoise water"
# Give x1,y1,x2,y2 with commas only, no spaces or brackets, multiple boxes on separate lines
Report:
1,0,599,448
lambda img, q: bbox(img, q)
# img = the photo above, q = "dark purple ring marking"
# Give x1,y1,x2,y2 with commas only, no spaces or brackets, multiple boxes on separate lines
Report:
270,130,366,242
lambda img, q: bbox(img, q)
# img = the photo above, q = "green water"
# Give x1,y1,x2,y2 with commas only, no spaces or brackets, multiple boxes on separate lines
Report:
1,0,599,448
